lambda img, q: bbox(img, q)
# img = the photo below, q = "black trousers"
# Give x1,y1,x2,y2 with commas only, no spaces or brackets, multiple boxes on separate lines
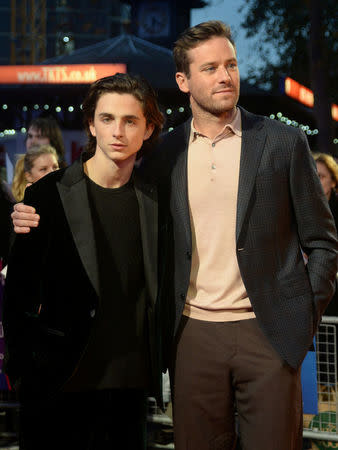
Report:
19,388,147,450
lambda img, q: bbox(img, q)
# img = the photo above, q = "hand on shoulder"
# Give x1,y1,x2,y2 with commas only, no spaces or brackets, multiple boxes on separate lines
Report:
11,202,40,234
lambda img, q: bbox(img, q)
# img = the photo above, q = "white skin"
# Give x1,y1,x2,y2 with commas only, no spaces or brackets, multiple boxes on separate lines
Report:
13,36,238,227
25,153,59,184
13,92,154,231
316,161,336,200
175,36,240,139
85,92,154,188
26,126,50,151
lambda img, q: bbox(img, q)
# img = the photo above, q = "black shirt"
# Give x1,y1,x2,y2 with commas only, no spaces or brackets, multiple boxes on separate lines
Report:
64,175,148,391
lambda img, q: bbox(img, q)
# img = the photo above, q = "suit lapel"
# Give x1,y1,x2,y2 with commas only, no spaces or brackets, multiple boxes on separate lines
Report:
57,157,100,297
236,108,267,241
134,175,158,307
170,121,192,250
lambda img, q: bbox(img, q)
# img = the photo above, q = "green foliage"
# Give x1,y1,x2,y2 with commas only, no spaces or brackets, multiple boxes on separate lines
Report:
240,0,338,99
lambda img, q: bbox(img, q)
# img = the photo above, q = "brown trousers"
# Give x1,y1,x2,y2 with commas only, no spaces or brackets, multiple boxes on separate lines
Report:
171,317,303,450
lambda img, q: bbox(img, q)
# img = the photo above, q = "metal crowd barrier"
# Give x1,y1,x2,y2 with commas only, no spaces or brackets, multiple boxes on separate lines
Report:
303,315,338,448
147,316,338,449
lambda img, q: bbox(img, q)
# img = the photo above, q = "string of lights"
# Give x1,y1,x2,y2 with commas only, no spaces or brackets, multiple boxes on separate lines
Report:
0,105,337,144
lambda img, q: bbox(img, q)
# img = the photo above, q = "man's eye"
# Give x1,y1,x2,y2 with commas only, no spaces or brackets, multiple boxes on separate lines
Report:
205,67,215,72
228,63,237,70
102,117,111,123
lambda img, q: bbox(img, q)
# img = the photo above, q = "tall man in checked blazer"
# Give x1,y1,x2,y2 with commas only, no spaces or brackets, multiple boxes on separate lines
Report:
11,21,338,450
4,73,164,450
140,21,338,450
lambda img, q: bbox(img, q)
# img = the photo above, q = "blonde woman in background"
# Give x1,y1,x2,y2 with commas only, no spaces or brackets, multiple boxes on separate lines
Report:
11,145,59,201
313,153,338,378
313,152,338,230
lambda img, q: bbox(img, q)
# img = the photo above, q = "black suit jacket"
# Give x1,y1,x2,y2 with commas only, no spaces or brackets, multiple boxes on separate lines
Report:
3,154,161,401
0,181,14,266
142,107,338,370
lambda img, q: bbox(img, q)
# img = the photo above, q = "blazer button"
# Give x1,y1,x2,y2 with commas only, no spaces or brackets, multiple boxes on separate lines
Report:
180,293,185,301
186,251,192,260
90,309,96,318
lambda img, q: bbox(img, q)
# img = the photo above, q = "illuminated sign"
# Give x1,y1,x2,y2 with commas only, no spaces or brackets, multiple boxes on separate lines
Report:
0,64,126,84
332,104,338,122
284,77,337,122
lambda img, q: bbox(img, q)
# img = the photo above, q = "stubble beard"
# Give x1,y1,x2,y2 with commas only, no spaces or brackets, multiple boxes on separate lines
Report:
193,93,239,118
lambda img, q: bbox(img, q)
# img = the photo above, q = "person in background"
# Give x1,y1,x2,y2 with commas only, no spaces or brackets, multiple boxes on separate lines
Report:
11,144,59,202
25,116,66,166
313,153,338,355
314,152,338,230
3,73,163,450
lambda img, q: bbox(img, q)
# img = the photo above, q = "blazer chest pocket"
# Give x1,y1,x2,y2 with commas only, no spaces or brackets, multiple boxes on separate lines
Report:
255,171,288,205
256,170,288,187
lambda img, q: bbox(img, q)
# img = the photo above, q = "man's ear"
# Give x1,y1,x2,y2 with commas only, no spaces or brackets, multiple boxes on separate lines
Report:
89,120,96,137
144,123,155,141
176,72,189,94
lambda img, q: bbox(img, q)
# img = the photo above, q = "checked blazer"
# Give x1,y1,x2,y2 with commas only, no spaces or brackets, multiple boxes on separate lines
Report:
142,106,338,370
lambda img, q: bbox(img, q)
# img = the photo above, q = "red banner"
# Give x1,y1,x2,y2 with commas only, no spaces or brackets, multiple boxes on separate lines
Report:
0,64,126,84
285,77,337,122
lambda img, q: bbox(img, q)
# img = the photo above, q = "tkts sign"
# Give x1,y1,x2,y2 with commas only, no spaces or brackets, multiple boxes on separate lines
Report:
0,64,126,84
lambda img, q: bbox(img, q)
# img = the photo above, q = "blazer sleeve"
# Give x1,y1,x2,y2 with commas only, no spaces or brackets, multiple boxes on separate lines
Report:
3,184,47,384
289,129,338,327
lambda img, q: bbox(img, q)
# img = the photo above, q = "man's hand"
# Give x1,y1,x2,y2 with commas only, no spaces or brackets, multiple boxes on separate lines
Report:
11,203,40,234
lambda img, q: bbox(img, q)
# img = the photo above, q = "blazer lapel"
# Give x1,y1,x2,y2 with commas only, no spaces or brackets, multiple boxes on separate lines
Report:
170,121,192,251
57,158,100,297
236,108,267,241
134,175,158,307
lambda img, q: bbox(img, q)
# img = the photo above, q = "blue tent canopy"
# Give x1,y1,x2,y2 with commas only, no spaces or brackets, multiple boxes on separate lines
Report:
41,33,177,90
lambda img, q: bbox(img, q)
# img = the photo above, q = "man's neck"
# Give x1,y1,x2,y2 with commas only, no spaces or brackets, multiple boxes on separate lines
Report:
192,106,236,139
84,152,135,189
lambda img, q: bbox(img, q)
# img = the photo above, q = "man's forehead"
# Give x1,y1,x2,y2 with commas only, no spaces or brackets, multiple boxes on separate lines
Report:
95,92,145,116
188,37,236,59
28,126,43,136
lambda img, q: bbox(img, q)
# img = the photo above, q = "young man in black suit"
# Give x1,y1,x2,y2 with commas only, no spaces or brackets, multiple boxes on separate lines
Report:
11,21,338,450
4,73,163,450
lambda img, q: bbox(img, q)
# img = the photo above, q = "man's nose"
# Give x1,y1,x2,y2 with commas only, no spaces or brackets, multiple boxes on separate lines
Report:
218,66,232,82
113,122,123,137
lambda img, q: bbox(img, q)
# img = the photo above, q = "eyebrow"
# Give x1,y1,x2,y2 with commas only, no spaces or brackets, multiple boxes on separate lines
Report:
98,112,141,120
199,58,237,69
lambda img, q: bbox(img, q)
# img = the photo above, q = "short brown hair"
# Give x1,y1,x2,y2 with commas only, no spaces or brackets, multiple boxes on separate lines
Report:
82,73,164,158
173,20,236,77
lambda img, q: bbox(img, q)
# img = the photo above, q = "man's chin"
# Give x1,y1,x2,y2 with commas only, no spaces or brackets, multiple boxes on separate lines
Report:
208,103,237,116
